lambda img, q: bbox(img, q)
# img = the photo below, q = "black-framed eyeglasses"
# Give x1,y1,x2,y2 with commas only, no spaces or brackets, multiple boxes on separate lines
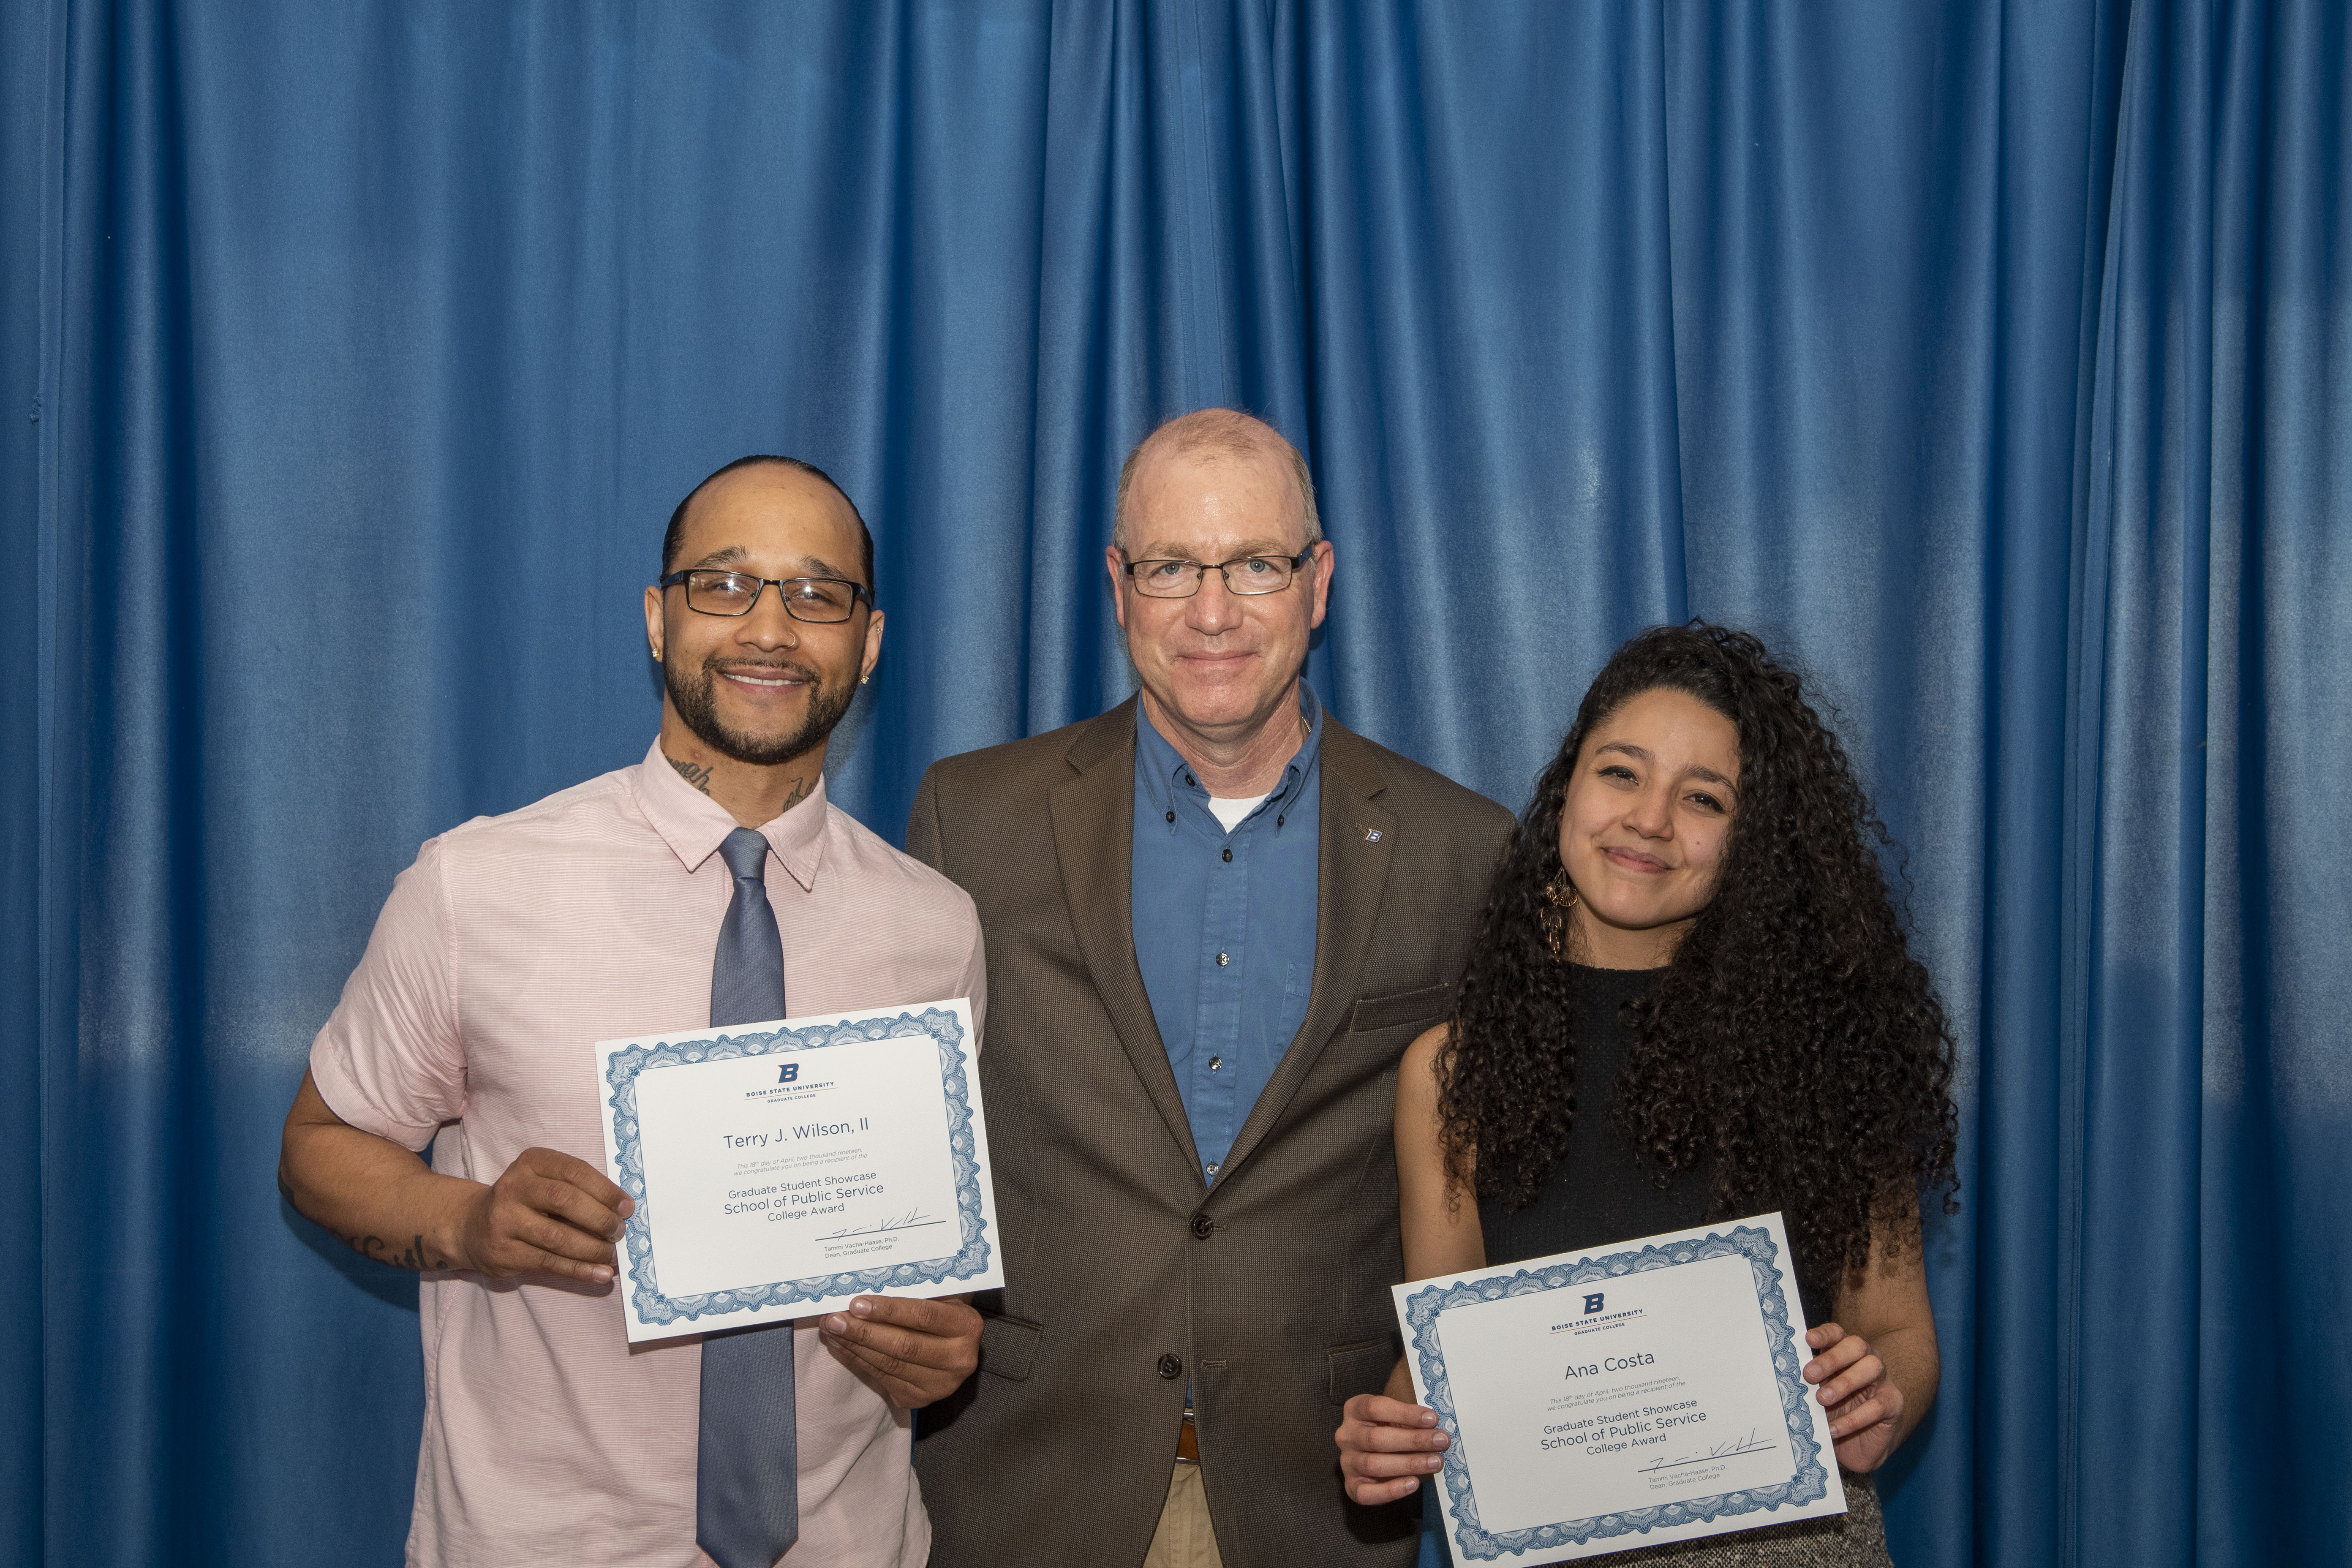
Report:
1119,547,1316,599
657,569,875,622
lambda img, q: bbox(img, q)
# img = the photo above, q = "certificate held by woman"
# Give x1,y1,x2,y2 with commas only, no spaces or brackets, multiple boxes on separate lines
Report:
1394,1213,1845,1564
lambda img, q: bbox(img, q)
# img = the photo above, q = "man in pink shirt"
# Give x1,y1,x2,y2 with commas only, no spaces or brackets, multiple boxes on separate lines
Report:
280,456,985,1568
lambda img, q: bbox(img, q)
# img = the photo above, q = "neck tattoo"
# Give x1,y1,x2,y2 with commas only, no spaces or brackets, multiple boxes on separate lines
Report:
667,752,817,817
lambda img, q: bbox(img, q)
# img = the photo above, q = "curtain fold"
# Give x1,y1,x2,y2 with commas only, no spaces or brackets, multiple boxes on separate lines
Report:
3,2,2342,1563
2072,5,2352,1563
0,3,59,1563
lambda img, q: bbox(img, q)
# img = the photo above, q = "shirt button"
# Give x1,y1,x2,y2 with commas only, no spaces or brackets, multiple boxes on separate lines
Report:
1215,951,1229,966
1204,1161,1220,1178
1158,1353,1184,1380
1190,1213,1215,1240
1209,1056,1222,1071
1222,847,1232,863
1166,810,1175,824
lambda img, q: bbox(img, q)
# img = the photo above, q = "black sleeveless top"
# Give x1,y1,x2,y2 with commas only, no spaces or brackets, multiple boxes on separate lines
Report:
1473,964,1834,1331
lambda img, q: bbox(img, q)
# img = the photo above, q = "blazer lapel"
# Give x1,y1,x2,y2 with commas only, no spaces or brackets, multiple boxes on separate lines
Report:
1048,699,1205,1174
1214,716,1396,1187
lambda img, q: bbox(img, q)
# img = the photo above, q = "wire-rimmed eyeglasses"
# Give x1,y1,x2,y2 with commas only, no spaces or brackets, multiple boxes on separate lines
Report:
1119,547,1315,599
656,569,875,622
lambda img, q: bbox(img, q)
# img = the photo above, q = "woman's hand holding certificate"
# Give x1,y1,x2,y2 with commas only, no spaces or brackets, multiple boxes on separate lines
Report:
1799,1321,1905,1473
1336,1393,1454,1505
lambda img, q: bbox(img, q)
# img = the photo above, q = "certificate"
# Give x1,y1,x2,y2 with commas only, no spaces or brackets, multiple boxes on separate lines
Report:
592,998,1001,1344
1394,1213,1844,1563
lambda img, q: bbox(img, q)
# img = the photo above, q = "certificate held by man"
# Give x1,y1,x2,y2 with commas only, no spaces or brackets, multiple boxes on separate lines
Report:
593,996,1001,1343
1395,1213,1845,1563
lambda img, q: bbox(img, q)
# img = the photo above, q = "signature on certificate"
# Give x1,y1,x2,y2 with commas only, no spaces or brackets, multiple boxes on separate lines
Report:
1637,1427,1779,1475
820,1207,943,1241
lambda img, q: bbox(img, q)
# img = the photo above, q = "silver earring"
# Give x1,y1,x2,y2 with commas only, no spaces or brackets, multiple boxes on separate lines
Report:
859,675,869,686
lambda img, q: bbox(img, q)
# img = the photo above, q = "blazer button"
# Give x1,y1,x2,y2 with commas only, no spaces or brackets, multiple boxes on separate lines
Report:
1190,1213,1214,1240
1157,1353,1184,1380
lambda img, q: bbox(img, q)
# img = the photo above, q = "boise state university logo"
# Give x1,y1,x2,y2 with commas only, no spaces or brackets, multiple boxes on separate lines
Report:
777,1062,800,1083
1583,1292,1605,1314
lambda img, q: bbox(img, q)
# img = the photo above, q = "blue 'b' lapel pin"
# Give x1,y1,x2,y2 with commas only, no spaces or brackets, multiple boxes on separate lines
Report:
1362,827,1383,843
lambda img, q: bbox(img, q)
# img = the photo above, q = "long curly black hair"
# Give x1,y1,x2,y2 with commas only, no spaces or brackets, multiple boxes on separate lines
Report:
1437,622,1959,1289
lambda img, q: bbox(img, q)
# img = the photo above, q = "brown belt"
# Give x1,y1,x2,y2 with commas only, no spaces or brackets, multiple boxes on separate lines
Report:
1176,1414,1200,1463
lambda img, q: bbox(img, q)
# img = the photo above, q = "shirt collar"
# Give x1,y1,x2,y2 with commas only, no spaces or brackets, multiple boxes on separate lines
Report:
1135,682,1325,817
633,736,829,892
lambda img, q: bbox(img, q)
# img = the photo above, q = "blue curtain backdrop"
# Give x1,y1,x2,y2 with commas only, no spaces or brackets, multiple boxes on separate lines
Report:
3,3,2345,1565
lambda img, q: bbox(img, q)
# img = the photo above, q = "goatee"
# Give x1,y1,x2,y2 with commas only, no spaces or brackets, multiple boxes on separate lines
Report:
666,654,856,768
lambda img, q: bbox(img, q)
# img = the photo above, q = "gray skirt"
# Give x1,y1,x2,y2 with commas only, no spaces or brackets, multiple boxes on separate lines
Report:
1439,1472,1893,1568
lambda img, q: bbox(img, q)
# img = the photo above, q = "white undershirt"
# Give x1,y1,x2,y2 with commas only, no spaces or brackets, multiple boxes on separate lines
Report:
1205,792,1272,833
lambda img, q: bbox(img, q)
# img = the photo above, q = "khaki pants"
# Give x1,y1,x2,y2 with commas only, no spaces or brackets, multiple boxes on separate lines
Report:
1142,1461,1224,1568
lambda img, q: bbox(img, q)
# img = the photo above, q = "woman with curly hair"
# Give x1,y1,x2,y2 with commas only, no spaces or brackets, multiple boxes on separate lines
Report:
1336,622,1959,1565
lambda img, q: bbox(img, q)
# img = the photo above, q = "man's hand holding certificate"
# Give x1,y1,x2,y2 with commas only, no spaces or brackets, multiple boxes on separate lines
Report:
1389,1215,1846,1564
591,998,1002,1344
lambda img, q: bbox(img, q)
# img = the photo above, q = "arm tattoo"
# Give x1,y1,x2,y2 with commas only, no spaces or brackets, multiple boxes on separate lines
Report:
337,1230,457,1271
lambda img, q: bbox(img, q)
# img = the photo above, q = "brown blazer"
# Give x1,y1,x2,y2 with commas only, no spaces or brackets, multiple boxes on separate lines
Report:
906,697,1513,1568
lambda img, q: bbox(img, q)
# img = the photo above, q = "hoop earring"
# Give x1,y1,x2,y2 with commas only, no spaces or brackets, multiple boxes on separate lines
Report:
1540,877,1579,962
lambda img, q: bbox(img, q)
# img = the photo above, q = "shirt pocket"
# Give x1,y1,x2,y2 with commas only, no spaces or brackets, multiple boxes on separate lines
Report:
1345,981,1454,1036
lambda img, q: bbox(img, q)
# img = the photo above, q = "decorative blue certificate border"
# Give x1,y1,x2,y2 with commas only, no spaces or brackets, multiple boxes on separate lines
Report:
1401,1225,1830,1562
602,1006,991,1328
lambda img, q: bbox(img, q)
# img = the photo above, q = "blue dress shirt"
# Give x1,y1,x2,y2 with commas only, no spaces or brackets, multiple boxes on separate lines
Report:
1131,685,1323,1186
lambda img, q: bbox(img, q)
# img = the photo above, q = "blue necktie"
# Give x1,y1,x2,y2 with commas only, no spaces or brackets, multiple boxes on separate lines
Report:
697,827,798,1568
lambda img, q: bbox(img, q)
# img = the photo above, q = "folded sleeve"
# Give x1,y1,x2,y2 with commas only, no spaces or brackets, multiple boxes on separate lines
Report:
308,836,466,1152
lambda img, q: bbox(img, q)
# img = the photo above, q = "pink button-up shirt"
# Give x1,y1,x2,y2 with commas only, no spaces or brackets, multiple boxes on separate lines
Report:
311,740,986,1568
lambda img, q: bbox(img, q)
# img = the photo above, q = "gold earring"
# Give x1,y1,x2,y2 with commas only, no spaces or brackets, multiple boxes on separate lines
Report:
1539,877,1579,961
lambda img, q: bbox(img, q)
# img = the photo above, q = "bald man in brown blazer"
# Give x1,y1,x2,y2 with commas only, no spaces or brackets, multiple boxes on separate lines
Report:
907,411,1511,1568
